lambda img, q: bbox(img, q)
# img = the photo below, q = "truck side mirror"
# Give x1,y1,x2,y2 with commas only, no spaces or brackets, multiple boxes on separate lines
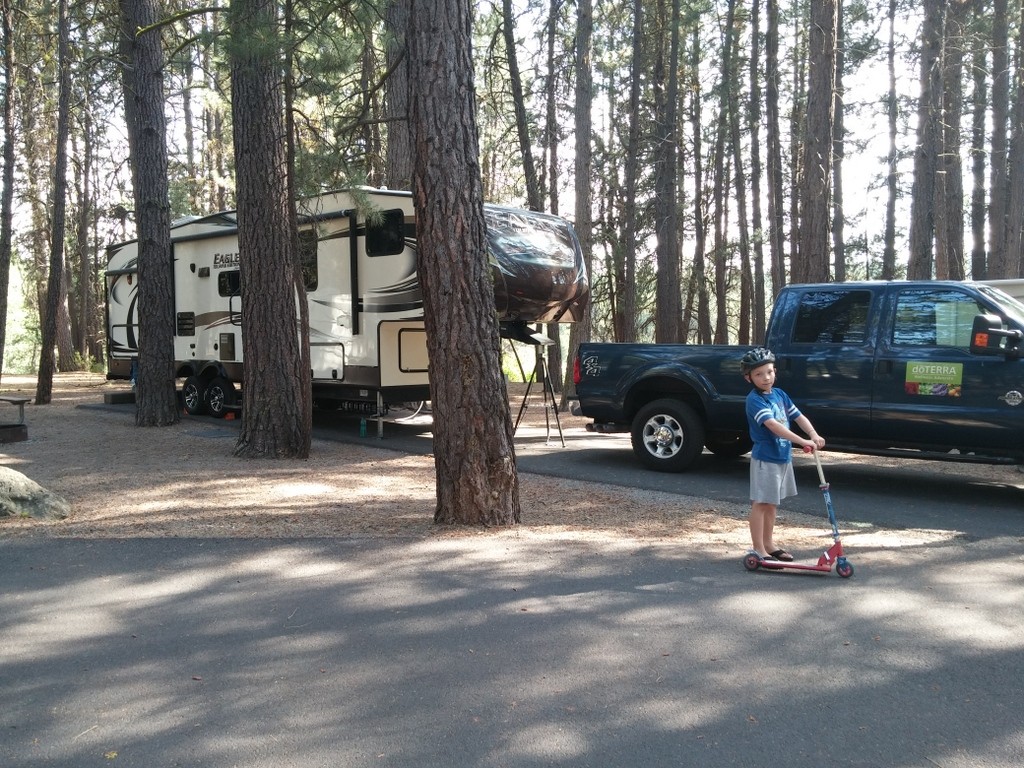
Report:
970,313,1023,359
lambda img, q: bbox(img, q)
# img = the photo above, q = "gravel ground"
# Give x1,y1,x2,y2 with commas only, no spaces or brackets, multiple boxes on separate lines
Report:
0,373,965,554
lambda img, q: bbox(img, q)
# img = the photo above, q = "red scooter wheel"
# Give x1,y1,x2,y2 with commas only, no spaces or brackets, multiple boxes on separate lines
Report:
836,560,854,578
743,553,762,571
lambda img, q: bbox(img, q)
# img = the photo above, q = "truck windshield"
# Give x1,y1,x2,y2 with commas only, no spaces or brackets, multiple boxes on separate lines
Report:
977,285,1024,326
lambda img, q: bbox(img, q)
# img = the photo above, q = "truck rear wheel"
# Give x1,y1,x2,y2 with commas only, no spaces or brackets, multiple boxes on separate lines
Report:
631,398,705,472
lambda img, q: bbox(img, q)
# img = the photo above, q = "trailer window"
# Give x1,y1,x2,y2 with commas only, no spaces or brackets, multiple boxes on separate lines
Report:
366,208,406,257
792,290,871,344
299,229,318,290
218,270,240,297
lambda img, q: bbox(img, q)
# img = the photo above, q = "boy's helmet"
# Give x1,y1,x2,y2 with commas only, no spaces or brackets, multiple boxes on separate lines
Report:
741,347,775,373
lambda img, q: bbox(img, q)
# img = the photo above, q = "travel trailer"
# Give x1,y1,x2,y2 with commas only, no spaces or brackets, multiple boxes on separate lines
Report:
105,188,589,416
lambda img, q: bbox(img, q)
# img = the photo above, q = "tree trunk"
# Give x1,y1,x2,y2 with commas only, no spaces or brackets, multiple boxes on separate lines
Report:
563,0,593,400
988,0,1010,276
725,0,752,345
35,0,71,405
934,0,966,281
544,0,563,395
0,0,13,387
408,0,519,526
653,0,681,343
970,27,987,280
882,0,898,280
831,0,846,282
689,25,711,344
544,0,559,215
764,0,787,297
503,0,541,212
710,0,736,343
384,0,413,189
1005,1,1024,275
795,0,835,284
120,0,179,427
908,0,944,280
230,0,311,459
619,0,642,343
748,0,767,338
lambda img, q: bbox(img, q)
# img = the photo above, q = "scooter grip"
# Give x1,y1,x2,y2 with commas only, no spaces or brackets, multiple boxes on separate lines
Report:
802,444,814,454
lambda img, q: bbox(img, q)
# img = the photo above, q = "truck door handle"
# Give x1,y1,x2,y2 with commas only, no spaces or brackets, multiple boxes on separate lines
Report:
875,360,892,375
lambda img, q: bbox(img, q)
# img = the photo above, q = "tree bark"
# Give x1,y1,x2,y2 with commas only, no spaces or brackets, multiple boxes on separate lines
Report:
970,24,987,280
619,0,642,343
120,0,179,427
725,0,752,344
34,0,71,405
229,0,312,459
0,0,13,388
907,0,944,280
709,0,732,343
934,0,967,281
653,0,681,343
831,0,846,282
795,0,835,284
882,0,898,280
764,0,787,296
988,0,1010,276
503,0,541,212
408,0,520,525
1005,0,1024,275
563,0,593,399
384,0,413,189
688,25,711,344
748,0,767,338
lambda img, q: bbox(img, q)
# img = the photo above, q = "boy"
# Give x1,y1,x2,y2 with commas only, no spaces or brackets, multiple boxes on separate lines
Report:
741,347,825,561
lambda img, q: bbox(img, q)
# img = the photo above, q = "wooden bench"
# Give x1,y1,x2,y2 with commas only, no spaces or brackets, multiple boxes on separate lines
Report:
0,394,30,442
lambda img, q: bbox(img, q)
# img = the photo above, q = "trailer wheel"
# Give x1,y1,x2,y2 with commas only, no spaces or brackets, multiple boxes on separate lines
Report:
182,376,207,416
205,376,236,418
630,398,705,472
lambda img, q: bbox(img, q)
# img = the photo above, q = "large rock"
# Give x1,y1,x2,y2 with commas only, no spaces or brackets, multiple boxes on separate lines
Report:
0,466,70,520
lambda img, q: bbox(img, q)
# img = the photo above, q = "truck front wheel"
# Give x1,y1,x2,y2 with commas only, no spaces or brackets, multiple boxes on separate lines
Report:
631,399,706,472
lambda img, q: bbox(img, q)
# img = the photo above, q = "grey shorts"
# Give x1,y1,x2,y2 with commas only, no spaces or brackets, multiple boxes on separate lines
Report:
750,458,797,505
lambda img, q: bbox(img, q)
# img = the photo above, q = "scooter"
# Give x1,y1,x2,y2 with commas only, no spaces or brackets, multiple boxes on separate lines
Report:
743,446,854,578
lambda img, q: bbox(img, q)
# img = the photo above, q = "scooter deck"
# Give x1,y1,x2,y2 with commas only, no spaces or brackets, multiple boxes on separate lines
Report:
743,549,854,578
757,559,832,574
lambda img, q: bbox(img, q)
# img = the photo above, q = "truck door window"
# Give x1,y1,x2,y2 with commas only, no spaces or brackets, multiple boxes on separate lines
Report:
892,289,984,348
366,208,406,257
792,290,871,344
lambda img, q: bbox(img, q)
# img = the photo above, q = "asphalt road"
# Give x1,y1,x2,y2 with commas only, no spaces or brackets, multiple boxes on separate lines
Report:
3,403,1023,767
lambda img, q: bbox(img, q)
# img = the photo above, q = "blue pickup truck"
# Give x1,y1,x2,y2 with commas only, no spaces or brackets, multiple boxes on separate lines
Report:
573,281,1024,472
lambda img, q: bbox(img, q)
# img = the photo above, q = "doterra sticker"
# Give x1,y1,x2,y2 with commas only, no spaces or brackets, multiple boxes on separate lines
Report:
904,361,963,397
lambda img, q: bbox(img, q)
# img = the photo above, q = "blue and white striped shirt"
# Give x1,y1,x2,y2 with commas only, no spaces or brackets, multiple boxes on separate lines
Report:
746,387,802,464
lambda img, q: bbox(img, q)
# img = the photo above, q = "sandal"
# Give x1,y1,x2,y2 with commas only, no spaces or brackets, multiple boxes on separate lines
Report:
769,549,794,562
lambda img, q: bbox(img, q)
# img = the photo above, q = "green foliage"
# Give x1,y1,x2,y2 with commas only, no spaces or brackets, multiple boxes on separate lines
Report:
2,0,1018,381
3,323,40,376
